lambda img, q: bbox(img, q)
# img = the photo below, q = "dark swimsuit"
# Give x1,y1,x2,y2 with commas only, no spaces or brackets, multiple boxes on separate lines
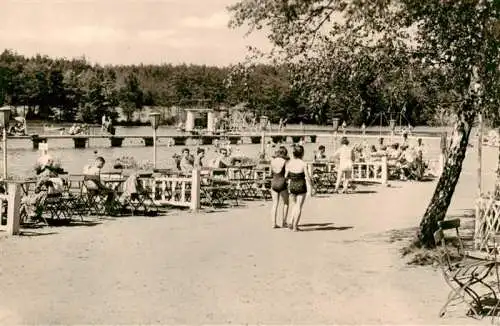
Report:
288,171,307,195
271,163,287,192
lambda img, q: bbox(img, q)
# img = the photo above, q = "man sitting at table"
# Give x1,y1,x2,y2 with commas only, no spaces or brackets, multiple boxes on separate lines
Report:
83,157,117,207
211,147,233,168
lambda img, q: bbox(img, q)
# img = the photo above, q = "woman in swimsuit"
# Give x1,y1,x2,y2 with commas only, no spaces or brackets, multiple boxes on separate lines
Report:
270,146,289,228
285,145,312,231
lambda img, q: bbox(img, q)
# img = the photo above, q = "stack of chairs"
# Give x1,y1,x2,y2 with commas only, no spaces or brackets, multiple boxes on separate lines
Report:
200,168,235,208
310,162,336,194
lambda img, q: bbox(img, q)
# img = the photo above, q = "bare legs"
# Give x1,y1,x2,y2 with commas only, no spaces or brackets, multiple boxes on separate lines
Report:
289,193,306,231
335,170,351,193
271,190,289,228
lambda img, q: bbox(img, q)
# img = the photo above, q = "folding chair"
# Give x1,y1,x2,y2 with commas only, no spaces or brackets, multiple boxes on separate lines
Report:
200,178,234,208
434,219,497,318
61,175,86,220
82,175,122,216
120,177,159,216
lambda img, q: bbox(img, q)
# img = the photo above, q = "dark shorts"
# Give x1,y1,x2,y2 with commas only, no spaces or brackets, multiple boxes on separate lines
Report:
289,180,307,195
271,176,287,193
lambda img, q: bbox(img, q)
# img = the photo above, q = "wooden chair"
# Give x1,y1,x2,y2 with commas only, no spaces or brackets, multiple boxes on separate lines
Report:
118,177,158,216
82,175,122,216
434,219,498,318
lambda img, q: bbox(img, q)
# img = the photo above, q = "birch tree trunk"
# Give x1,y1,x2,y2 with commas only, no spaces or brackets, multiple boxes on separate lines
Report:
496,130,500,197
418,105,476,247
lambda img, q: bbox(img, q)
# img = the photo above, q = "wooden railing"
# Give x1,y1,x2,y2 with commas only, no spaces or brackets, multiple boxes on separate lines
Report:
143,170,200,211
351,156,388,185
307,156,388,185
474,195,500,251
0,183,22,236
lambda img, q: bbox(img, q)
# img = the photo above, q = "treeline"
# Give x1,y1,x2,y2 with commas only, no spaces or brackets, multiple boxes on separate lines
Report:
0,49,440,125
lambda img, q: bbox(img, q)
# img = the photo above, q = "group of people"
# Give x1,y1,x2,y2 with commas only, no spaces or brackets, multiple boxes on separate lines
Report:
67,123,88,135
270,145,313,232
172,145,249,174
313,133,428,182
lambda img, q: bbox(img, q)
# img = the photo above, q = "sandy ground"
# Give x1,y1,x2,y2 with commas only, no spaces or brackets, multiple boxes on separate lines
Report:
0,146,498,324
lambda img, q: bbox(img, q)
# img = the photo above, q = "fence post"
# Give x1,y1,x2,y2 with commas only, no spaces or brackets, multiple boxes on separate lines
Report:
190,169,201,212
381,155,388,186
6,183,21,236
474,198,481,250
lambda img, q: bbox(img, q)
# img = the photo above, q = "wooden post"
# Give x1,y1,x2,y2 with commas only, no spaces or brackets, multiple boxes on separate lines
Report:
153,128,157,169
260,130,266,157
2,126,7,179
474,199,481,250
381,155,388,186
6,183,21,236
477,112,483,197
190,169,201,212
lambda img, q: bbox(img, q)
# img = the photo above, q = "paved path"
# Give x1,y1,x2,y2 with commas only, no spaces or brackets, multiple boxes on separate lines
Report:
0,174,489,324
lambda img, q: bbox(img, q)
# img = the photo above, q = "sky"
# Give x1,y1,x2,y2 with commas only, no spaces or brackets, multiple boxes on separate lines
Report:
0,0,270,66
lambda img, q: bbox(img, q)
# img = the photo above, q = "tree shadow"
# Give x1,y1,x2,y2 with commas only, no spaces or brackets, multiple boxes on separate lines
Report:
299,223,353,232
352,190,377,194
59,220,102,227
311,194,334,198
19,230,58,237
202,209,229,214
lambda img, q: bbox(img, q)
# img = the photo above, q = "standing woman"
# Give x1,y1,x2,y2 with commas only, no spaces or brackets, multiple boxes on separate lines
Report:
285,145,312,232
270,146,289,228
333,137,355,193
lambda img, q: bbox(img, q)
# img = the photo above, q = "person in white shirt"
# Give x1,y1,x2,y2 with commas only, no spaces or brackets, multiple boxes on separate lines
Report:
333,137,355,193
83,156,106,190
101,115,107,132
314,145,327,161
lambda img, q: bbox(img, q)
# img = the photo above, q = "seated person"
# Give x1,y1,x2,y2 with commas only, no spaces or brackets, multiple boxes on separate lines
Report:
388,143,402,161
83,156,119,208
209,147,233,168
83,156,106,188
194,148,205,169
68,124,83,135
366,145,378,160
8,122,26,136
172,153,182,171
398,145,421,180
179,148,194,173
314,145,327,161
21,156,66,222
378,137,385,149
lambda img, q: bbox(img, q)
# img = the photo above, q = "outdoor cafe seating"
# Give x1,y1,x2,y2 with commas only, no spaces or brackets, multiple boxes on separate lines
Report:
435,212,500,321
309,161,336,194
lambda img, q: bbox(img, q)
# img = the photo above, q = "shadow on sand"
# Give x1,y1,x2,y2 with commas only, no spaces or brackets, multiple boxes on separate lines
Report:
352,190,377,195
19,230,58,237
299,223,353,232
